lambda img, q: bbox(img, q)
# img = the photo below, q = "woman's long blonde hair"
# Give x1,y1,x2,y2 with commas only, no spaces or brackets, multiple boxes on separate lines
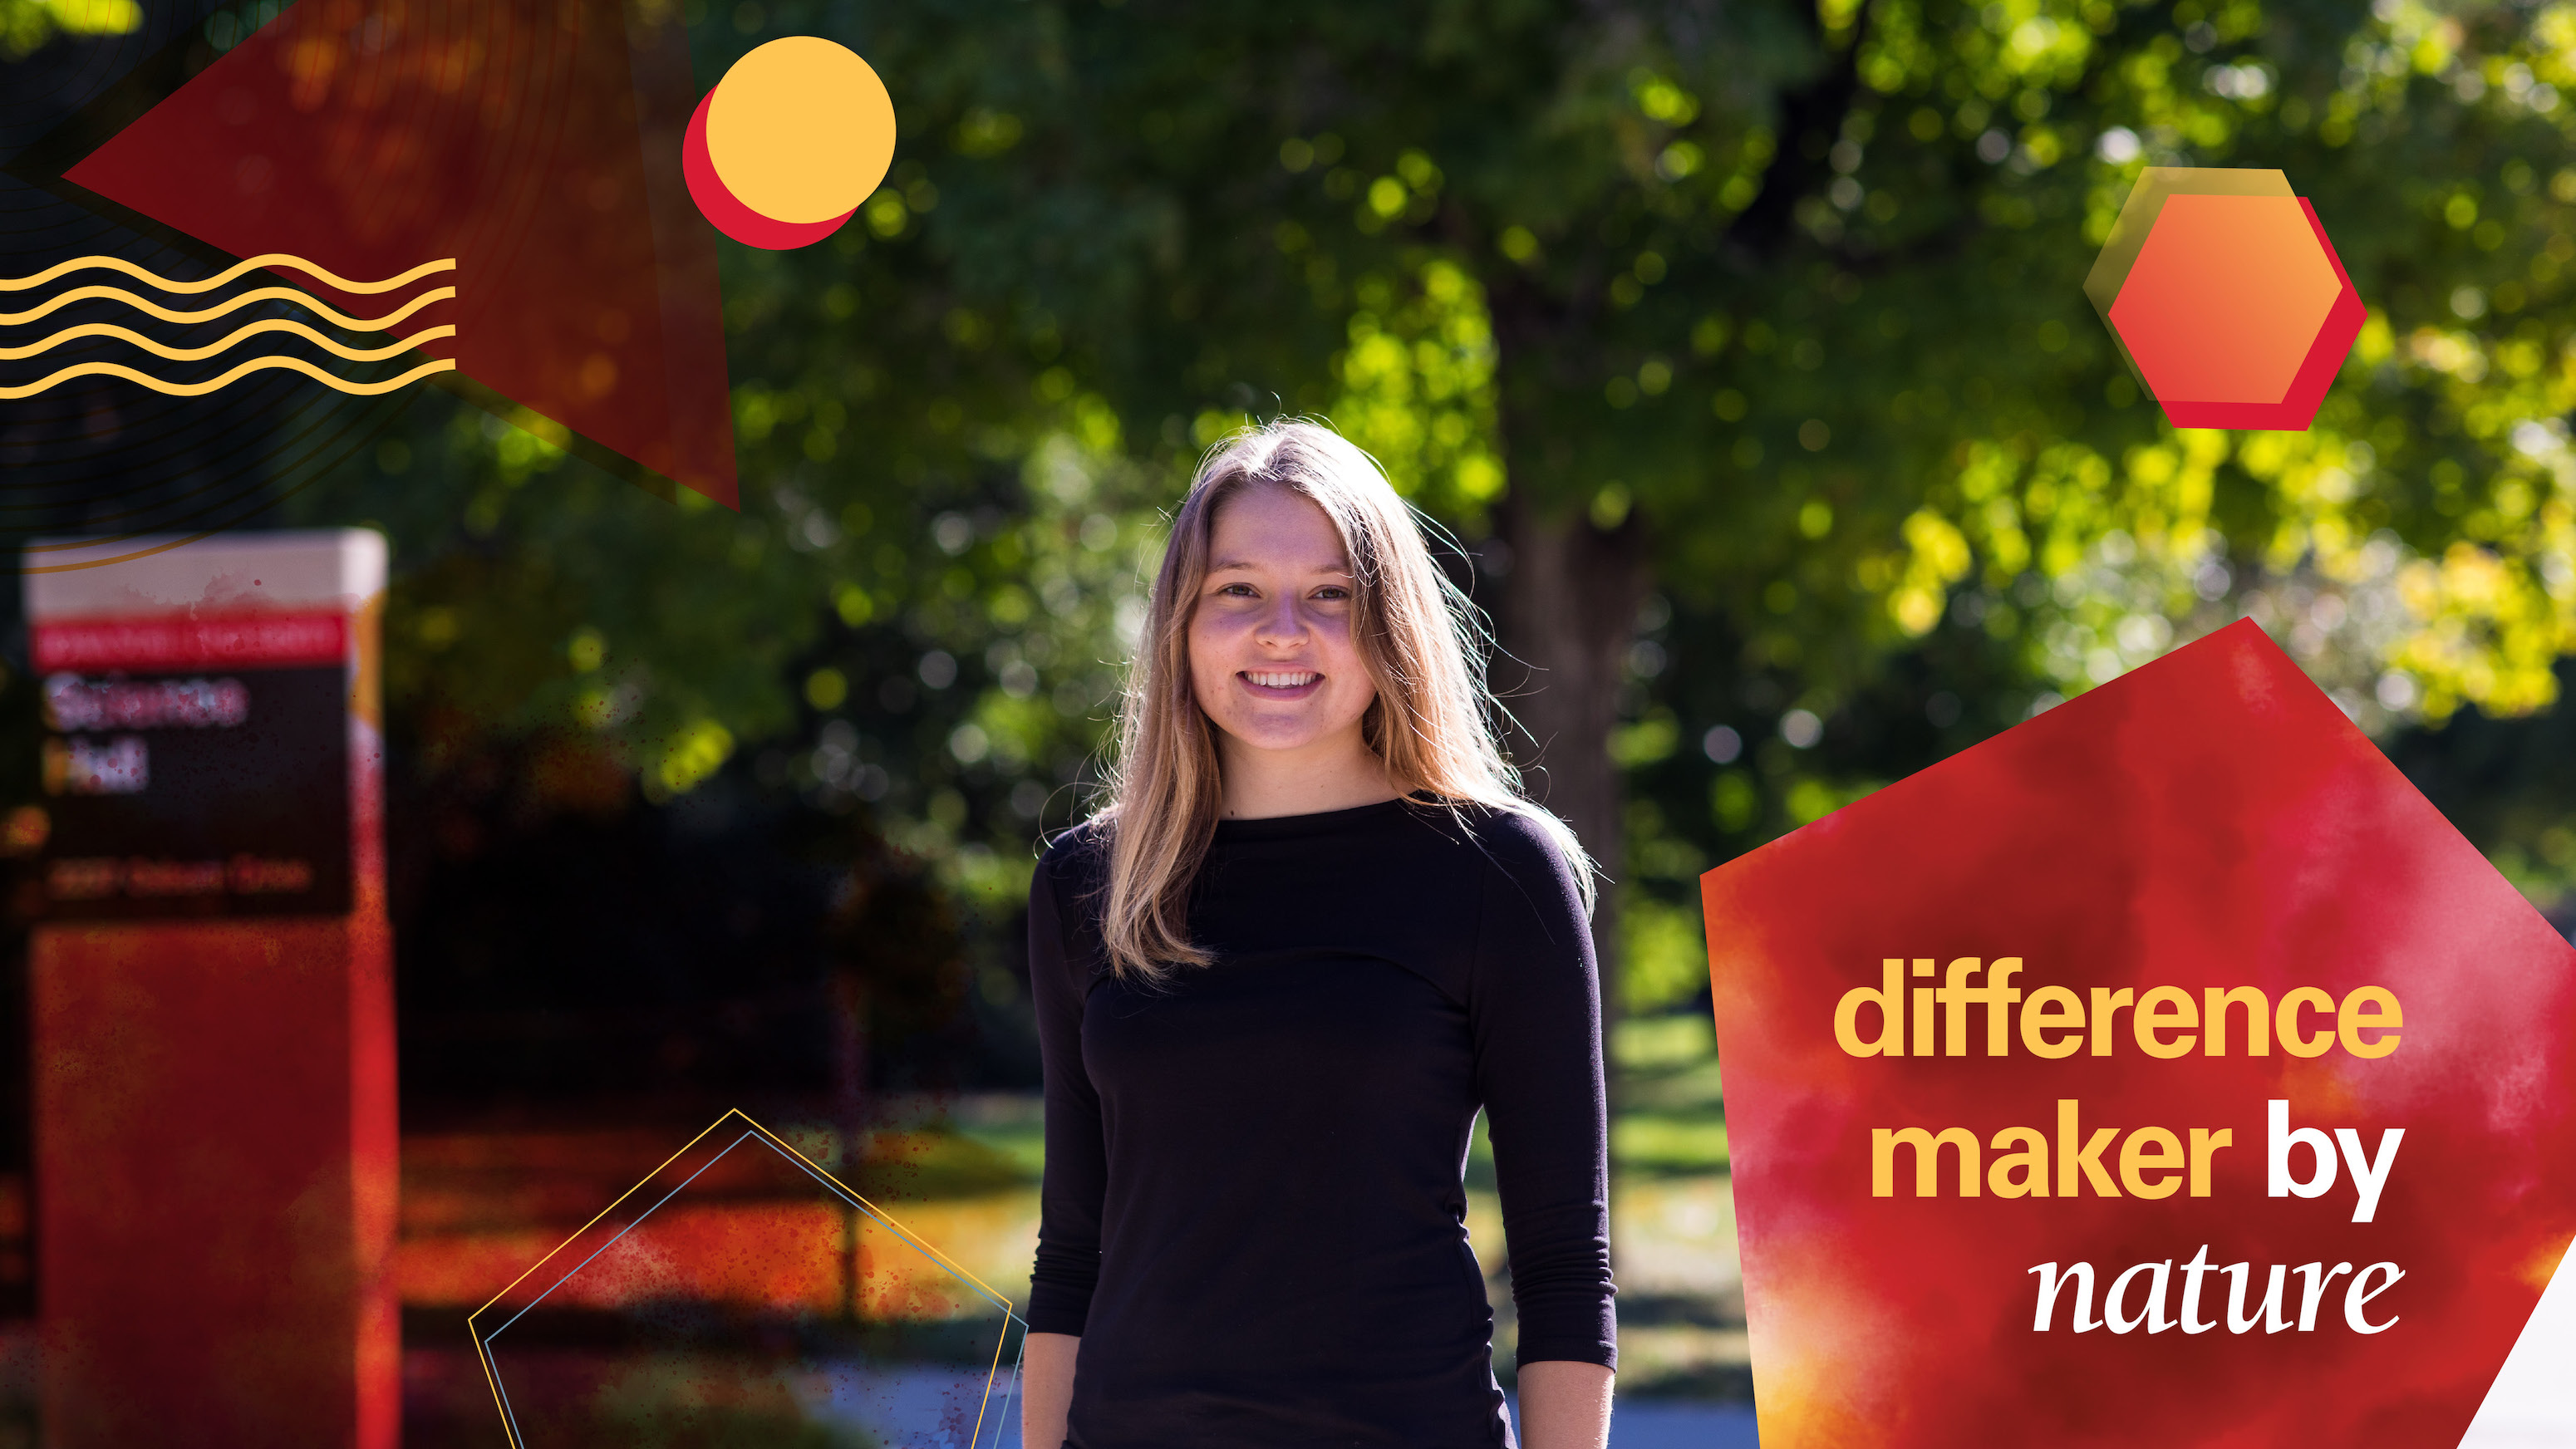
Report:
1088,419,1594,980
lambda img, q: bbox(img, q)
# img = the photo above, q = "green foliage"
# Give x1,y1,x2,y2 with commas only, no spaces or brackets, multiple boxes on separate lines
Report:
1326,258,1508,521
1782,0,2576,729
2388,658,2576,914
0,0,140,60
1610,1014,1730,1175
297,0,2576,942
1620,888,1713,1014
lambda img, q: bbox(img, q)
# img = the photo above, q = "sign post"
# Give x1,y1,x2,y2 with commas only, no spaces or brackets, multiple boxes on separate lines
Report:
24,532,393,1449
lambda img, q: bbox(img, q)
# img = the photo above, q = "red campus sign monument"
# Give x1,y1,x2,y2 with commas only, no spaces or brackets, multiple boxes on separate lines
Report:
25,533,394,1449
1702,622,2576,1447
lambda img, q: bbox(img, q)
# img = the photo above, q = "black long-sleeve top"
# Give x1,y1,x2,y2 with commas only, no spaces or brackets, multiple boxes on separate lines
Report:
1025,796,1615,1448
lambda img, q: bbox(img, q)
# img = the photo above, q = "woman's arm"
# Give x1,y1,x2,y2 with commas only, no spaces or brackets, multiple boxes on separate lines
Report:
1517,1360,1615,1449
1468,815,1621,1407
1023,847,1109,1441
1020,1331,1080,1449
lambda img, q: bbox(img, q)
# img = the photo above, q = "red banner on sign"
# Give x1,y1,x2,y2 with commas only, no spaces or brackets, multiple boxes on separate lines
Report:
34,614,348,672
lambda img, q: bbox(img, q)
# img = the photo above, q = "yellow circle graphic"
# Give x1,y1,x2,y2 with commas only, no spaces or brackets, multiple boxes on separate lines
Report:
705,37,897,225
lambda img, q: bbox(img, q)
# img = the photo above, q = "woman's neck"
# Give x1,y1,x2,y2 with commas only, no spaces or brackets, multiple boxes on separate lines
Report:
1213,728,1404,820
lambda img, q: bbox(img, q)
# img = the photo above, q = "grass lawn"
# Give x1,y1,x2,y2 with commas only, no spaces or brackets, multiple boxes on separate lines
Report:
1612,1013,1730,1176
841,1013,1752,1400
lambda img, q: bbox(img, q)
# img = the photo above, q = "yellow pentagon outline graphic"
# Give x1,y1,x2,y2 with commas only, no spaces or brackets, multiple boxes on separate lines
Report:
465,1105,1026,1449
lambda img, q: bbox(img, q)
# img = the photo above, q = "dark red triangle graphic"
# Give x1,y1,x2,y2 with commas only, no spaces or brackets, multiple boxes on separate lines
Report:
66,0,737,507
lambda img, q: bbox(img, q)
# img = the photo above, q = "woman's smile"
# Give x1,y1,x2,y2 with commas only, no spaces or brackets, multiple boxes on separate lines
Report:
1240,669,1322,700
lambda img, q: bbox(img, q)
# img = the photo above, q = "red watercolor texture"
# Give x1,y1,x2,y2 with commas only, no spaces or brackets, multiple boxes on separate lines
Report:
1702,619,2576,1447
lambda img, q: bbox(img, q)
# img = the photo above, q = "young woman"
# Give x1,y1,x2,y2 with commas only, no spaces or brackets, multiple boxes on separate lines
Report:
1020,421,1616,1448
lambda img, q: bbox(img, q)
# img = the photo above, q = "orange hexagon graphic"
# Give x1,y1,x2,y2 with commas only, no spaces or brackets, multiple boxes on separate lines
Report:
2084,168,2365,431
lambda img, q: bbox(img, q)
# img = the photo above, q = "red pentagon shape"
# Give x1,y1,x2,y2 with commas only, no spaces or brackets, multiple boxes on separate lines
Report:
2104,193,2364,431
1700,621,2576,1447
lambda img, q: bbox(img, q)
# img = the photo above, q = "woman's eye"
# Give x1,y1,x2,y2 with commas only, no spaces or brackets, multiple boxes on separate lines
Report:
1313,586,1350,601
1216,582,1257,597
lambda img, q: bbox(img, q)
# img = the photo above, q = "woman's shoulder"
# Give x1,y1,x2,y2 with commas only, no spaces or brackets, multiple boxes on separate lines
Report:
1033,818,1112,905
1029,822,1113,989
1408,797,1581,886
1418,799,1595,968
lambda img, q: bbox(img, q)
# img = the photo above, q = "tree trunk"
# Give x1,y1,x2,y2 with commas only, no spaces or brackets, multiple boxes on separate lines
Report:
1476,260,1654,1084
1491,492,1650,1035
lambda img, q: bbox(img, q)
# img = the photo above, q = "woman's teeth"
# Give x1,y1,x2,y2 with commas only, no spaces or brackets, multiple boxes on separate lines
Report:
1246,670,1318,688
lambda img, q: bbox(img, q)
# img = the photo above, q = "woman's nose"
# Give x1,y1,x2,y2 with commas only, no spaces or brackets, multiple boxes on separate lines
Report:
1254,594,1305,644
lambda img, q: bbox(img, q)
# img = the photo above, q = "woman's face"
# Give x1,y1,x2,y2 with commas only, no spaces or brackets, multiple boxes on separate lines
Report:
1187,484,1379,759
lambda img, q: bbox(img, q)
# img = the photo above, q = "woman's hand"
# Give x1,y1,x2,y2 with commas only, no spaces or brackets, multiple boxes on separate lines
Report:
1020,1331,1079,1448
1517,1360,1614,1449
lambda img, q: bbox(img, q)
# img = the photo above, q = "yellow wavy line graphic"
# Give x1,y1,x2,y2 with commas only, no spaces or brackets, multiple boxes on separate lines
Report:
0,355,456,400
0,254,455,296
0,284,453,331
0,321,455,363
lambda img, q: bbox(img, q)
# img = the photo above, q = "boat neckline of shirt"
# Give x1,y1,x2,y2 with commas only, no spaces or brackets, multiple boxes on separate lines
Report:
1207,794,1443,842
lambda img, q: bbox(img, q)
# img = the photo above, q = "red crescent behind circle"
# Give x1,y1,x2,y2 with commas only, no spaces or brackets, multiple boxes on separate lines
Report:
683,88,858,250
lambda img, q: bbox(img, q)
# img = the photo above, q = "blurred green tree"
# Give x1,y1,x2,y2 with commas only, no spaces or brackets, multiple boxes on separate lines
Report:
300,0,2576,1014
